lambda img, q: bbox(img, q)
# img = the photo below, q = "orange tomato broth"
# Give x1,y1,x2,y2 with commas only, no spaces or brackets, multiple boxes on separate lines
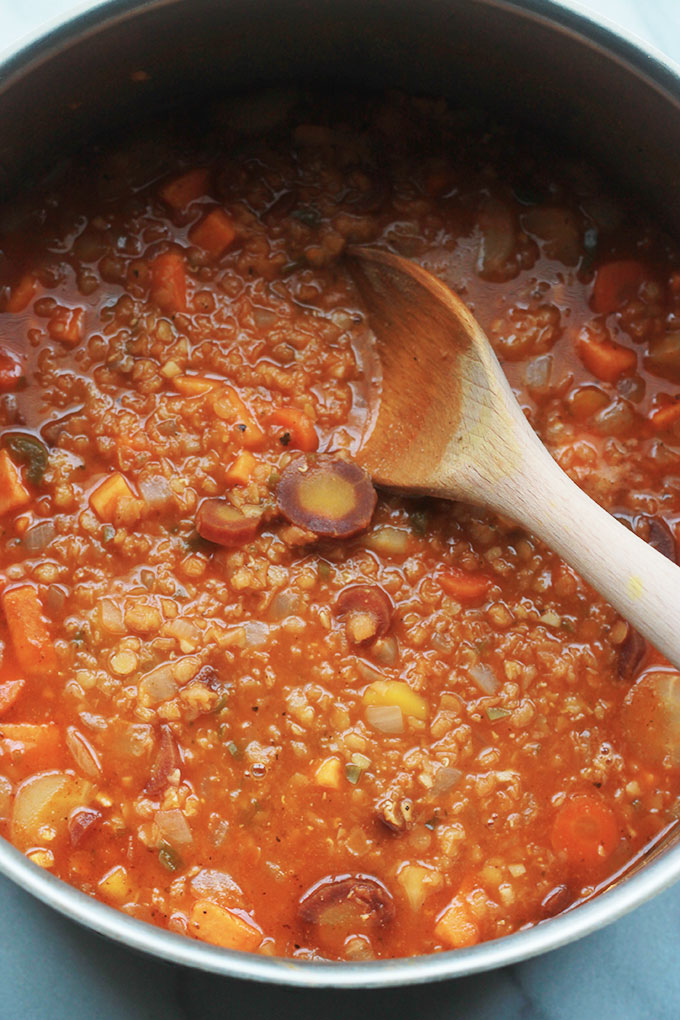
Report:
0,90,679,961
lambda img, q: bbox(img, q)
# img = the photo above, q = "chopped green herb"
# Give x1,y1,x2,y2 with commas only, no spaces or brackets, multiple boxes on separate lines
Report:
475,639,490,655
345,762,363,785
101,524,116,544
2,432,49,486
409,508,429,537
486,707,510,721
185,531,211,553
226,740,242,759
158,841,182,872
291,206,321,227
317,560,331,581
268,470,281,487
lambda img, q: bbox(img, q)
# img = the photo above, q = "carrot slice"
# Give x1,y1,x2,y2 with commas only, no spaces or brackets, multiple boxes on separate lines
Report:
269,408,319,452
440,569,492,604
435,896,480,949
649,399,680,432
189,900,262,951
0,678,25,717
159,169,209,211
1,585,58,676
592,260,647,315
0,449,31,517
189,209,236,258
5,273,37,313
89,472,136,522
551,793,619,867
577,334,636,384
150,251,187,314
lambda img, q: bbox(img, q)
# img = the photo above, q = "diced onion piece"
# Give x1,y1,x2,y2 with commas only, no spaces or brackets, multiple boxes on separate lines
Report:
139,662,178,704
335,584,393,645
277,455,376,538
65,726,102,778
190,869,244,901
22,521,55,554
431,766,462,795
397,864,443,911
11,771,90,850
155,808,193,847
363,679,427,720
364,527,409,557
623,669,680,766
365,703,404,734
469,663,500,695
196,499,262,547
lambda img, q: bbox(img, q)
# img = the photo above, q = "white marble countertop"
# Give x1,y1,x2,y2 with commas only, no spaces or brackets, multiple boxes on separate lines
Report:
0,1,679,1017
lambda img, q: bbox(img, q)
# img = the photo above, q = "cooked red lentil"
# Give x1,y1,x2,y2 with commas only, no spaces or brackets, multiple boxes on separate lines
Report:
0,90,679,961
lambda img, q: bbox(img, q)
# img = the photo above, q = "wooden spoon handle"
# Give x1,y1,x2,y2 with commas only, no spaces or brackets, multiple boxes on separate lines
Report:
488,436,680,666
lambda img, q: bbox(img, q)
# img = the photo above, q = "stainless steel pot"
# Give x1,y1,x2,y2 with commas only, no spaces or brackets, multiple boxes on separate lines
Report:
1,0,680,988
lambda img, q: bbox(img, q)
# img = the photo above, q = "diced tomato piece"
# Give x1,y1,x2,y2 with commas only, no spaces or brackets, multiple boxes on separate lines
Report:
577,334,637,384
1,584,58,677
269,407,319,452
5,273,37,313
47,306,85,347
440,569,492,604
150,251,187,314
160,169,210,211
592,260,648,315
649,398,680,432
0,678,25,717
551,794,619,867
189,209,236,258
0,347,23,392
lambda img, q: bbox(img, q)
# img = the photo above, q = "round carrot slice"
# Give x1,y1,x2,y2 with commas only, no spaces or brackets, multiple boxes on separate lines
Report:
551,794,619,867
335,584,393,645
196,499,262,546
276,455,376,538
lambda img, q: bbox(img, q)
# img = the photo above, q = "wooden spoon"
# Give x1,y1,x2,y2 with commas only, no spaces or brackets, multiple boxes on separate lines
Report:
348,246,680,668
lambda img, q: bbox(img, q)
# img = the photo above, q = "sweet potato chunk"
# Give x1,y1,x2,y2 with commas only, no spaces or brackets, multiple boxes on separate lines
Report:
0,450,30,517
196,499,262,547
277,455,376,538
334,584,393,645
1,584,58,676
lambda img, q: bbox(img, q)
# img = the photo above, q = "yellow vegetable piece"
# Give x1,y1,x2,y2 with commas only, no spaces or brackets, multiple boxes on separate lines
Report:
89,472,135,522
98,865,133,902
28,849,54,869
314,756,342,789
190,899,262,951
363,680,428,720
364,527,410,556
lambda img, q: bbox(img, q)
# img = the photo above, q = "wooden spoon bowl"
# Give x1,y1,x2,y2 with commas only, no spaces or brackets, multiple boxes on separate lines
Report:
348,246,680,669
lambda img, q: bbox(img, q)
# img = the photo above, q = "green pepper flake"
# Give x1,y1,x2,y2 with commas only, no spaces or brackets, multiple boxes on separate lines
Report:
268,470,281,487
317,560,331,581
486,707,510,721
101,524,116,544
226,740,242,759
2,432,49,486
345,762,363,785
475,639,490,655
158,841,182,872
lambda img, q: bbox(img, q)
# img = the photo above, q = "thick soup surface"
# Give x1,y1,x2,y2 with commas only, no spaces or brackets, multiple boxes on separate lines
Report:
0,92,679,960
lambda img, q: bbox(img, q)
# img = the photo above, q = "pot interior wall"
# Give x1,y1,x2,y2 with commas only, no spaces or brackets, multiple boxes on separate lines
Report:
1,0,679,229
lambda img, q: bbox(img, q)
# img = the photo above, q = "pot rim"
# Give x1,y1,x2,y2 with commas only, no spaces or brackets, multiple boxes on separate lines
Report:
1,0,680,988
